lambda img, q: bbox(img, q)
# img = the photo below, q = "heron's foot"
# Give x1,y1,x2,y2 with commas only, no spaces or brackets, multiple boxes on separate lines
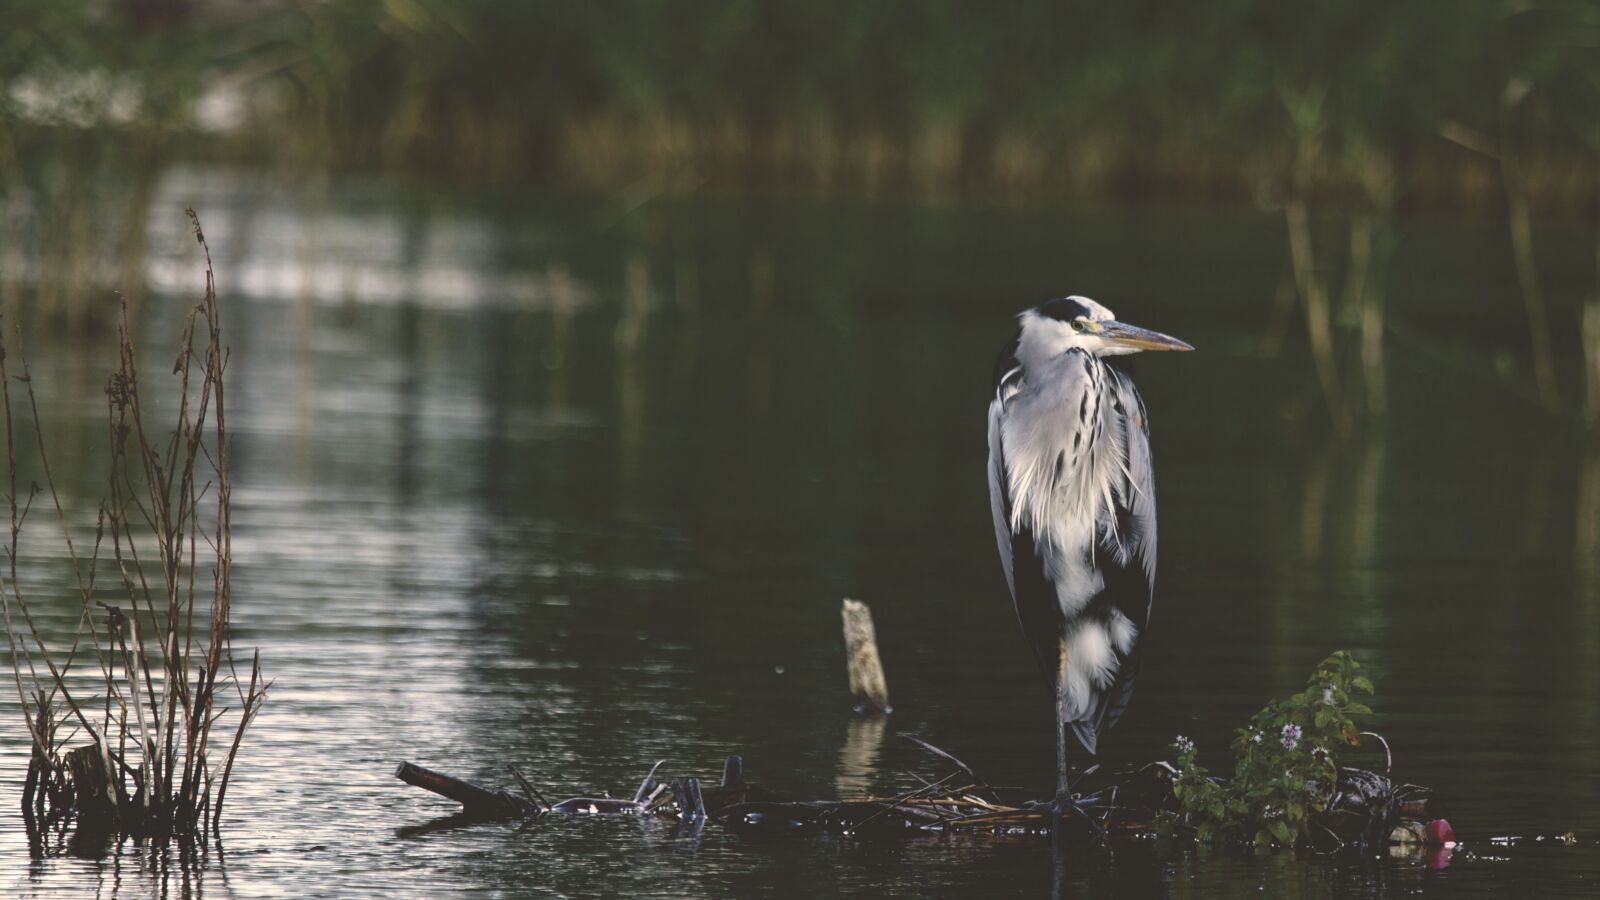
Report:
1044,793,1107,838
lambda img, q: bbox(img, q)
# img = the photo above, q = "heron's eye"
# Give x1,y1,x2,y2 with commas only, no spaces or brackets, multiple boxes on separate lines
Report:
1070,320,1087,333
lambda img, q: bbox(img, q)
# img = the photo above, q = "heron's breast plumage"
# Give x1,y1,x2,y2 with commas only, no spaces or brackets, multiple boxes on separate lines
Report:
1000,350,1129,616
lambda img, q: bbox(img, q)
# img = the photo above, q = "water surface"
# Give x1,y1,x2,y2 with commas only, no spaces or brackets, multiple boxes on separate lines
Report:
1,174,1598,897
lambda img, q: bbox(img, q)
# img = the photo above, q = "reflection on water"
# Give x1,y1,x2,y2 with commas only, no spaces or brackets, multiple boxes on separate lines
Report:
1576,445,1600,749
835,715,887,800
1,170,1599,897
1262,430,1390,683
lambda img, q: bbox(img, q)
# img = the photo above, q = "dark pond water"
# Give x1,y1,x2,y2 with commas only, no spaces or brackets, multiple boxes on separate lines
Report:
2,171,1598,897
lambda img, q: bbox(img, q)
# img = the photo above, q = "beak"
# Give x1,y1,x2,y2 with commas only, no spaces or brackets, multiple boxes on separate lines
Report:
1099,320,1194,352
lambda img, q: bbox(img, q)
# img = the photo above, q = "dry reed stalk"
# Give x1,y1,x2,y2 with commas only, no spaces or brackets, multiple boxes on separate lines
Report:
0,209,267,845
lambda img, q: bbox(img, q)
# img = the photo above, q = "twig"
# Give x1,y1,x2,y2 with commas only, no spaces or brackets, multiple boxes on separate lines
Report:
1360,732,1393,775
507,765,550,808
900,735,998,801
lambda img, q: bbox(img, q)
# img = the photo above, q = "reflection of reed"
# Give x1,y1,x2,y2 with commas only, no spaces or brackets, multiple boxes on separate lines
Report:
1583,298,1600,426
673,244,700,317
1521,453,1556,558
395,302,421,505
835,714,887,800
1575,444,1600,721
615,252,656,495
1346,435,1382,564
1578,443,1600,568
1275,115,1394,435
1499,85,1561,412
112,153,160,309
671,248,702,392
746,247,776,414
298,171,330,311
1344,215,1387,417
1281,205,1395,433
1284,196,1342,430
616,252,654,353
1296,441,1331,562
544,262,578,408
1260,263,1297,356
37,171,96,320
1342,431,1388,631
1268,426,1390,662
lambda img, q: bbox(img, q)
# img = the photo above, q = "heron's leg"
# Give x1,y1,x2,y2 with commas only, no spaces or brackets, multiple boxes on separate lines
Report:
1054,633,1071,823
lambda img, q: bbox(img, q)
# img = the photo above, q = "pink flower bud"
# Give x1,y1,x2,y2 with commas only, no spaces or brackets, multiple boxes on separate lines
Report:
1424,818,1454,847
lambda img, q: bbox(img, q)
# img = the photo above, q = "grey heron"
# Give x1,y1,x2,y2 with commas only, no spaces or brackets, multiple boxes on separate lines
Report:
986,295,1192,818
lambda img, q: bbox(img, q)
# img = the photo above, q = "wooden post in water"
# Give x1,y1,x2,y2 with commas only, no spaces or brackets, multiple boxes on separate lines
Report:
841,598,891,714
65,745,116,824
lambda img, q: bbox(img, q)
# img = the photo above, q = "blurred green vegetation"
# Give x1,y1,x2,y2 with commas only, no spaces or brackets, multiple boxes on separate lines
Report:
1,0,1598,423
2,0,1598,207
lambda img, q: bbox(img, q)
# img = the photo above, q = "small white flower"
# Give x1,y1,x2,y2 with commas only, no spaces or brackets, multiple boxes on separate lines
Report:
1173,735,1195,755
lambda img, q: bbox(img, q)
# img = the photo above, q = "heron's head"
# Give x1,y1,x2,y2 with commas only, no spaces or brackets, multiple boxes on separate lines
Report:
1022,296,1193,358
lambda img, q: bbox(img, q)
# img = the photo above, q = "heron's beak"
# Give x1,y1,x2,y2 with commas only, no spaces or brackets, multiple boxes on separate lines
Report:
1099,320,1194,352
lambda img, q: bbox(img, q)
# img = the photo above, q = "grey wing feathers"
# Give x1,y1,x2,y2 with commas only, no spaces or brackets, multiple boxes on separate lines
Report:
987,337,1024,581
1072,362,1158,753
987,342,1068,684
987,399,1015,594
988,396,1063,683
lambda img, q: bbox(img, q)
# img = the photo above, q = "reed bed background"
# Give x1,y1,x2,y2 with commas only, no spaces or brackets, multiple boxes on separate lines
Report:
1,1,1597,426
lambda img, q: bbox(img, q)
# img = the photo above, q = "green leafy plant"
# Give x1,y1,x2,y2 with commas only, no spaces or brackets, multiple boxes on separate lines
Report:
1165,651,1375,847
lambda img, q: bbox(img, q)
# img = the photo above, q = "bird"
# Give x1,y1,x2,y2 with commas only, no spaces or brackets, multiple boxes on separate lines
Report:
985,295,1191,817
